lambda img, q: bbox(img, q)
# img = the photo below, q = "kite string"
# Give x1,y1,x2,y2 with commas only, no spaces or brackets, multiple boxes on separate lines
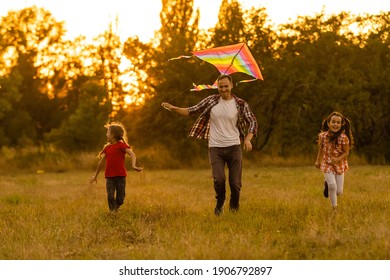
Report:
164,69,217,103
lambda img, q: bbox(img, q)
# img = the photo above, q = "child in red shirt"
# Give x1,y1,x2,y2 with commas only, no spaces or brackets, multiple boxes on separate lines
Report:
315,112,354,210
89,122,143,211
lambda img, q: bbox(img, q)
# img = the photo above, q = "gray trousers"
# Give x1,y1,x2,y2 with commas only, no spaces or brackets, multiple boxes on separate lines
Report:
208,145,242,210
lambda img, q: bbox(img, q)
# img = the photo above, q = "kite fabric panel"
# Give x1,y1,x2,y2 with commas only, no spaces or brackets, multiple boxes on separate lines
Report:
191,42,263,80
168,42,263,91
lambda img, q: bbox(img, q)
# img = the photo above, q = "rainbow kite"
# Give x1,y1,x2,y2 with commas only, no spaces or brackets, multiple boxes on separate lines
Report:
169,42,263,91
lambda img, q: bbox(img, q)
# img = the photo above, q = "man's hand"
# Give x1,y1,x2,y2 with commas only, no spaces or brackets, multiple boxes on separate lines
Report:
244,139,252,151
161,102,174,111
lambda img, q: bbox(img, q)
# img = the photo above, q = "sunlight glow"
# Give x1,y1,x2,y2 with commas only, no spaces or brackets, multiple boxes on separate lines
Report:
1,1,389,42
1,47,17,76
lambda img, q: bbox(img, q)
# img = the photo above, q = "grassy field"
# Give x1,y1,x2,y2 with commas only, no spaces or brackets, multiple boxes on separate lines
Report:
0,165,389,260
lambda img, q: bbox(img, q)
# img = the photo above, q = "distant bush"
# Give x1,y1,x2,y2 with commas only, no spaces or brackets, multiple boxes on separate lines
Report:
0,146,96,174
0,144,371,175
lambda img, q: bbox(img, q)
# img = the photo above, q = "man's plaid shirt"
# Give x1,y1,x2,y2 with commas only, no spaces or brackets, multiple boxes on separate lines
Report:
187,94,258,142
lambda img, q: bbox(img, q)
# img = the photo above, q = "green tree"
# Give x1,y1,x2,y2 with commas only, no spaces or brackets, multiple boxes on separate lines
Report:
244,11,390,163
45,81,111,151
210,0,246,46
257,13,365,156
93,26,125,118
0,71,23,145
350,13,390,162
123,0,205,162
0,6,67,145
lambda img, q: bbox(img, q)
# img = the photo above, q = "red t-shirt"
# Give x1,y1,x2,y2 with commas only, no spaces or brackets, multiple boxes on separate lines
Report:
103,142,130,178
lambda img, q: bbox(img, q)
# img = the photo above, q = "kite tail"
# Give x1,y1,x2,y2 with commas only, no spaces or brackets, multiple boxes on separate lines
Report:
167,55,192,62
190,83,218,91
236,78,259,86
190,79,218,92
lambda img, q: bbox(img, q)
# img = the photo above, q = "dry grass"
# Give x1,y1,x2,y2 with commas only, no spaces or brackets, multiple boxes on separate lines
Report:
0,165,389,260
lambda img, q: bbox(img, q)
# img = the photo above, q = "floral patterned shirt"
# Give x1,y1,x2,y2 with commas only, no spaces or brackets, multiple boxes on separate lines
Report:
319,131,350,174
187,94,258,142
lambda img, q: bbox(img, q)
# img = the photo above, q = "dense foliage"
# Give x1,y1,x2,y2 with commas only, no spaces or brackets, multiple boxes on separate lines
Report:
1,1,389,164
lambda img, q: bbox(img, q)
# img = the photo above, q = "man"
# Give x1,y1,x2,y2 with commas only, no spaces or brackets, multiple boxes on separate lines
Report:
161,74,258,216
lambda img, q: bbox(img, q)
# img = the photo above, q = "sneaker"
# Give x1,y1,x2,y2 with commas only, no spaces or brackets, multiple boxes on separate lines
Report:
323,181,329,198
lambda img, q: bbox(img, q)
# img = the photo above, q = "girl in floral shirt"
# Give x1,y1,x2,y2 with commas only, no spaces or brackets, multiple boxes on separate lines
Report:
315,112,354,209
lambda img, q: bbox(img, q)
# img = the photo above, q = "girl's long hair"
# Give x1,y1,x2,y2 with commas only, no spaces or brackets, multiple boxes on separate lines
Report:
321,111,354,148
98,122,129,157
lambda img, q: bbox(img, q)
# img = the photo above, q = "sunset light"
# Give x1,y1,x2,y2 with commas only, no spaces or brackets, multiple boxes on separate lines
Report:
1,0,389,42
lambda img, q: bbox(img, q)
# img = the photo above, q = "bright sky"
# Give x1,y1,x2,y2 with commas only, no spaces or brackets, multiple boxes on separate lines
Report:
1,0,389,42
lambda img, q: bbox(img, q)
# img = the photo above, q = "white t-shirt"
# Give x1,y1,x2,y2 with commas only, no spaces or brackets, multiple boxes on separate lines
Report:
209,97,240,147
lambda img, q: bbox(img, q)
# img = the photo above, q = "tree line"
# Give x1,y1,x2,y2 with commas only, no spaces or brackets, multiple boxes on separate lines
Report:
0,0,389,164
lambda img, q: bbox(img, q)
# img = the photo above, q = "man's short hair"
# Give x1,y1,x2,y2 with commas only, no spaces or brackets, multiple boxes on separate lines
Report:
217,74,233,84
